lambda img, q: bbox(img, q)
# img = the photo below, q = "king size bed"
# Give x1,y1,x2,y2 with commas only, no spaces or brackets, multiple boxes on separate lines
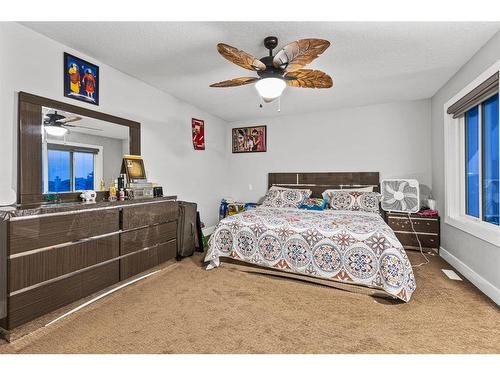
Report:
205,172,416,302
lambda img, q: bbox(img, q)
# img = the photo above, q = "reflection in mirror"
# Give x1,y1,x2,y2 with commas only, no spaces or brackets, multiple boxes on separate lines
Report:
41,107,130,193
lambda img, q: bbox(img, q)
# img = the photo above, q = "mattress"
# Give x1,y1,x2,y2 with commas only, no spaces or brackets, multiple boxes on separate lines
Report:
205,207,416,302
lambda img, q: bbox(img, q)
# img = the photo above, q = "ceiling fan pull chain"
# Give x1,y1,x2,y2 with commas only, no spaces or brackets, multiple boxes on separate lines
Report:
278,96,281,112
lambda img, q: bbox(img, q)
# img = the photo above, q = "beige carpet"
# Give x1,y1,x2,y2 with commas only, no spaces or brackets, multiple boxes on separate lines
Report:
0,251,499,354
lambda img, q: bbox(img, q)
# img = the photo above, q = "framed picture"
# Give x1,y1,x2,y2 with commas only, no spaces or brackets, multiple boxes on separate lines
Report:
192,118,205,150
64,52,99,106
232,125,267,153
121,155,147,182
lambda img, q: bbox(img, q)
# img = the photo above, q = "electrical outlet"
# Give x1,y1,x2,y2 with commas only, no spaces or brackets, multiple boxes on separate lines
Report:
249,184,253,191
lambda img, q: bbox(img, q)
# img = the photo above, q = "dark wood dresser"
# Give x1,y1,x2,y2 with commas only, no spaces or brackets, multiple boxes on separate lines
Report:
0,197,178,336
386,212,440,253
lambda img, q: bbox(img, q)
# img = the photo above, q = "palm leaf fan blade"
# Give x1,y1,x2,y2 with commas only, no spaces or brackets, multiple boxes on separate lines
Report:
210,77,259,87
273,39,330,72
216,43,266,71
285,69,333,88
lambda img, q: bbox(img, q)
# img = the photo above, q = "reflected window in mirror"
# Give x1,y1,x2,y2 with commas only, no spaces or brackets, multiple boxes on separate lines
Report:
42,106,130,193
45,144,97,193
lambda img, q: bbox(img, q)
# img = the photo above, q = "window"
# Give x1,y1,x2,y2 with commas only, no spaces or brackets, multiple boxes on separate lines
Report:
74,152,95,191
444,63,500,247
47,149,71,192
46,144,97,193
482,95,499,225
465,106,480,218
464,94,499,225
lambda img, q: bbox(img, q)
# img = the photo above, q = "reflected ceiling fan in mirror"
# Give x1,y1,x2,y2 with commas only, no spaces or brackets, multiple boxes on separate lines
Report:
43,111,102,137
210,36,332,107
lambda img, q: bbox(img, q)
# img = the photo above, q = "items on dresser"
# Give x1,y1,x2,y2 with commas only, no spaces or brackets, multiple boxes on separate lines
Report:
121,155,147,183
117,174,126,190
153,186,164,197
120,155,155,200
80,190,96,203
0,197,178,337
109,181,117,201
127,181,154,200
386,211,440,253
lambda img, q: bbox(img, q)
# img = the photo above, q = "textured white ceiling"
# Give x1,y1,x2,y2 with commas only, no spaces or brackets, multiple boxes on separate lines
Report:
23,22,500,122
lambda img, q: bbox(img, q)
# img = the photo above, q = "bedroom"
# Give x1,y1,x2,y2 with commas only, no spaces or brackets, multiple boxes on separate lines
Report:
0,0,499,371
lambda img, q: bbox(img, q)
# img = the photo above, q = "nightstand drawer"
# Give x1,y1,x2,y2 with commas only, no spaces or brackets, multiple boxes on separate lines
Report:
394,231,439,249
388,216,439,234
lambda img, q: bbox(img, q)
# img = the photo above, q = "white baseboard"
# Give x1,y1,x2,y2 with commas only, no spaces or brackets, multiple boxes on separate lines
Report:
202,226,216,236
440,246,500,306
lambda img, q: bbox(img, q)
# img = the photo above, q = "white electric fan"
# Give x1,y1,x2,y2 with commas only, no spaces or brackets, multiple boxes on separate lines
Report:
380,179,420,213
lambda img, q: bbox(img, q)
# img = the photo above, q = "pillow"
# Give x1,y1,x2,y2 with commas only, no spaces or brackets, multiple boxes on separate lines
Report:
299,198,328,211
262,186,312,208
322,186,374,200
326,191,381,213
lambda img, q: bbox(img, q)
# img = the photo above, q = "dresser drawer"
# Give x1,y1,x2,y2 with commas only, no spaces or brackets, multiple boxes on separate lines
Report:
121,201,178,230
9,234,119,292
388,216,439,234
157,240,177,264
120,221,177,256
9,209,120,254
7,261,119,329
120,239,176,281
394,231,439,249
120,246,159,280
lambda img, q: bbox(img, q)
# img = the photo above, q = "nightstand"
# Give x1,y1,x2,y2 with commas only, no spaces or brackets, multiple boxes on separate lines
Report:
385,212,440,253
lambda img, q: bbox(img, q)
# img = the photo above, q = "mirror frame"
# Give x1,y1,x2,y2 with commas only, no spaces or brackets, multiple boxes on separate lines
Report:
18,92,141,205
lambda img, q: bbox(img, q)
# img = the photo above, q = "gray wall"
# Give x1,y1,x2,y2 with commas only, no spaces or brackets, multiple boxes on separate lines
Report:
228,99,432,203
431,31,500,299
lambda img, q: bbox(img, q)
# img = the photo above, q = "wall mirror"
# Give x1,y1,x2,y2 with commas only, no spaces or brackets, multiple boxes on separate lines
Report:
18,92,140,205
42,107,130,194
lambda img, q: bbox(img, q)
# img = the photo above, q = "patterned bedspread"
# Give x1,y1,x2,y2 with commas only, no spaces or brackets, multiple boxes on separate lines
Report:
205,207,416,302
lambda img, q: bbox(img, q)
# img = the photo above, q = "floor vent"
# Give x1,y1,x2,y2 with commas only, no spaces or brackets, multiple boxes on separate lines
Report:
442,269,463,281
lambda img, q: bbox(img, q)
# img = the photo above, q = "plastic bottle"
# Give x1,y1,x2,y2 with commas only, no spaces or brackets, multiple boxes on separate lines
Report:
219,199,227,220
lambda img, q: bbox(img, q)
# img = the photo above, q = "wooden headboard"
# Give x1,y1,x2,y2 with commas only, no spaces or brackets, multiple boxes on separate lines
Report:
268,172,380,198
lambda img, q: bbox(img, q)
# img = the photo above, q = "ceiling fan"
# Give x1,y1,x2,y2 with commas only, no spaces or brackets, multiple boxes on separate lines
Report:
210,36,332,104
43,111,102,136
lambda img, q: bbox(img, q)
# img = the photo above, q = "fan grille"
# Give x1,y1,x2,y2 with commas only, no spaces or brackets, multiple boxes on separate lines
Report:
381,179,420,213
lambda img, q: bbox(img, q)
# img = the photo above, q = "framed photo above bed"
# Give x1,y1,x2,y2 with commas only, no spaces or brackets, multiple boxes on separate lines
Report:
64,52,99,106
232,125,267,153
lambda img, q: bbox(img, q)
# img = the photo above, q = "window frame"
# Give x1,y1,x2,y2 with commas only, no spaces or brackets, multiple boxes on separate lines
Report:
444,60,500,247
42,140,103,194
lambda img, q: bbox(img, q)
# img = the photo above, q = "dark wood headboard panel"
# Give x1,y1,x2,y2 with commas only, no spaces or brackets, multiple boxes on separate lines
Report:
268,172,380,198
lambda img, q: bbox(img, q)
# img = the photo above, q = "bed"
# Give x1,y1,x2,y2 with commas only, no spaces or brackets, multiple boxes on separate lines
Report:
205,172,416,302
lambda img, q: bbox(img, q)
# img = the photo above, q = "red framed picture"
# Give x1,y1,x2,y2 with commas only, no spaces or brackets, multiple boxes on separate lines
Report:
192,118,205,150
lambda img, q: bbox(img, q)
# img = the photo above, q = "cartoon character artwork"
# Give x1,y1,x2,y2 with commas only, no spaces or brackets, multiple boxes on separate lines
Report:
64,53,99,105
82,69,96,100
232,126,267,153
68,63,81,94
192,118,205,150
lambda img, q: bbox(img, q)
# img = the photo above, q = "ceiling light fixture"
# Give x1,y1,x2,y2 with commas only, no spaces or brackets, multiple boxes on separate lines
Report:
255,77,286,103
210,36,332,107
44,125,68,137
